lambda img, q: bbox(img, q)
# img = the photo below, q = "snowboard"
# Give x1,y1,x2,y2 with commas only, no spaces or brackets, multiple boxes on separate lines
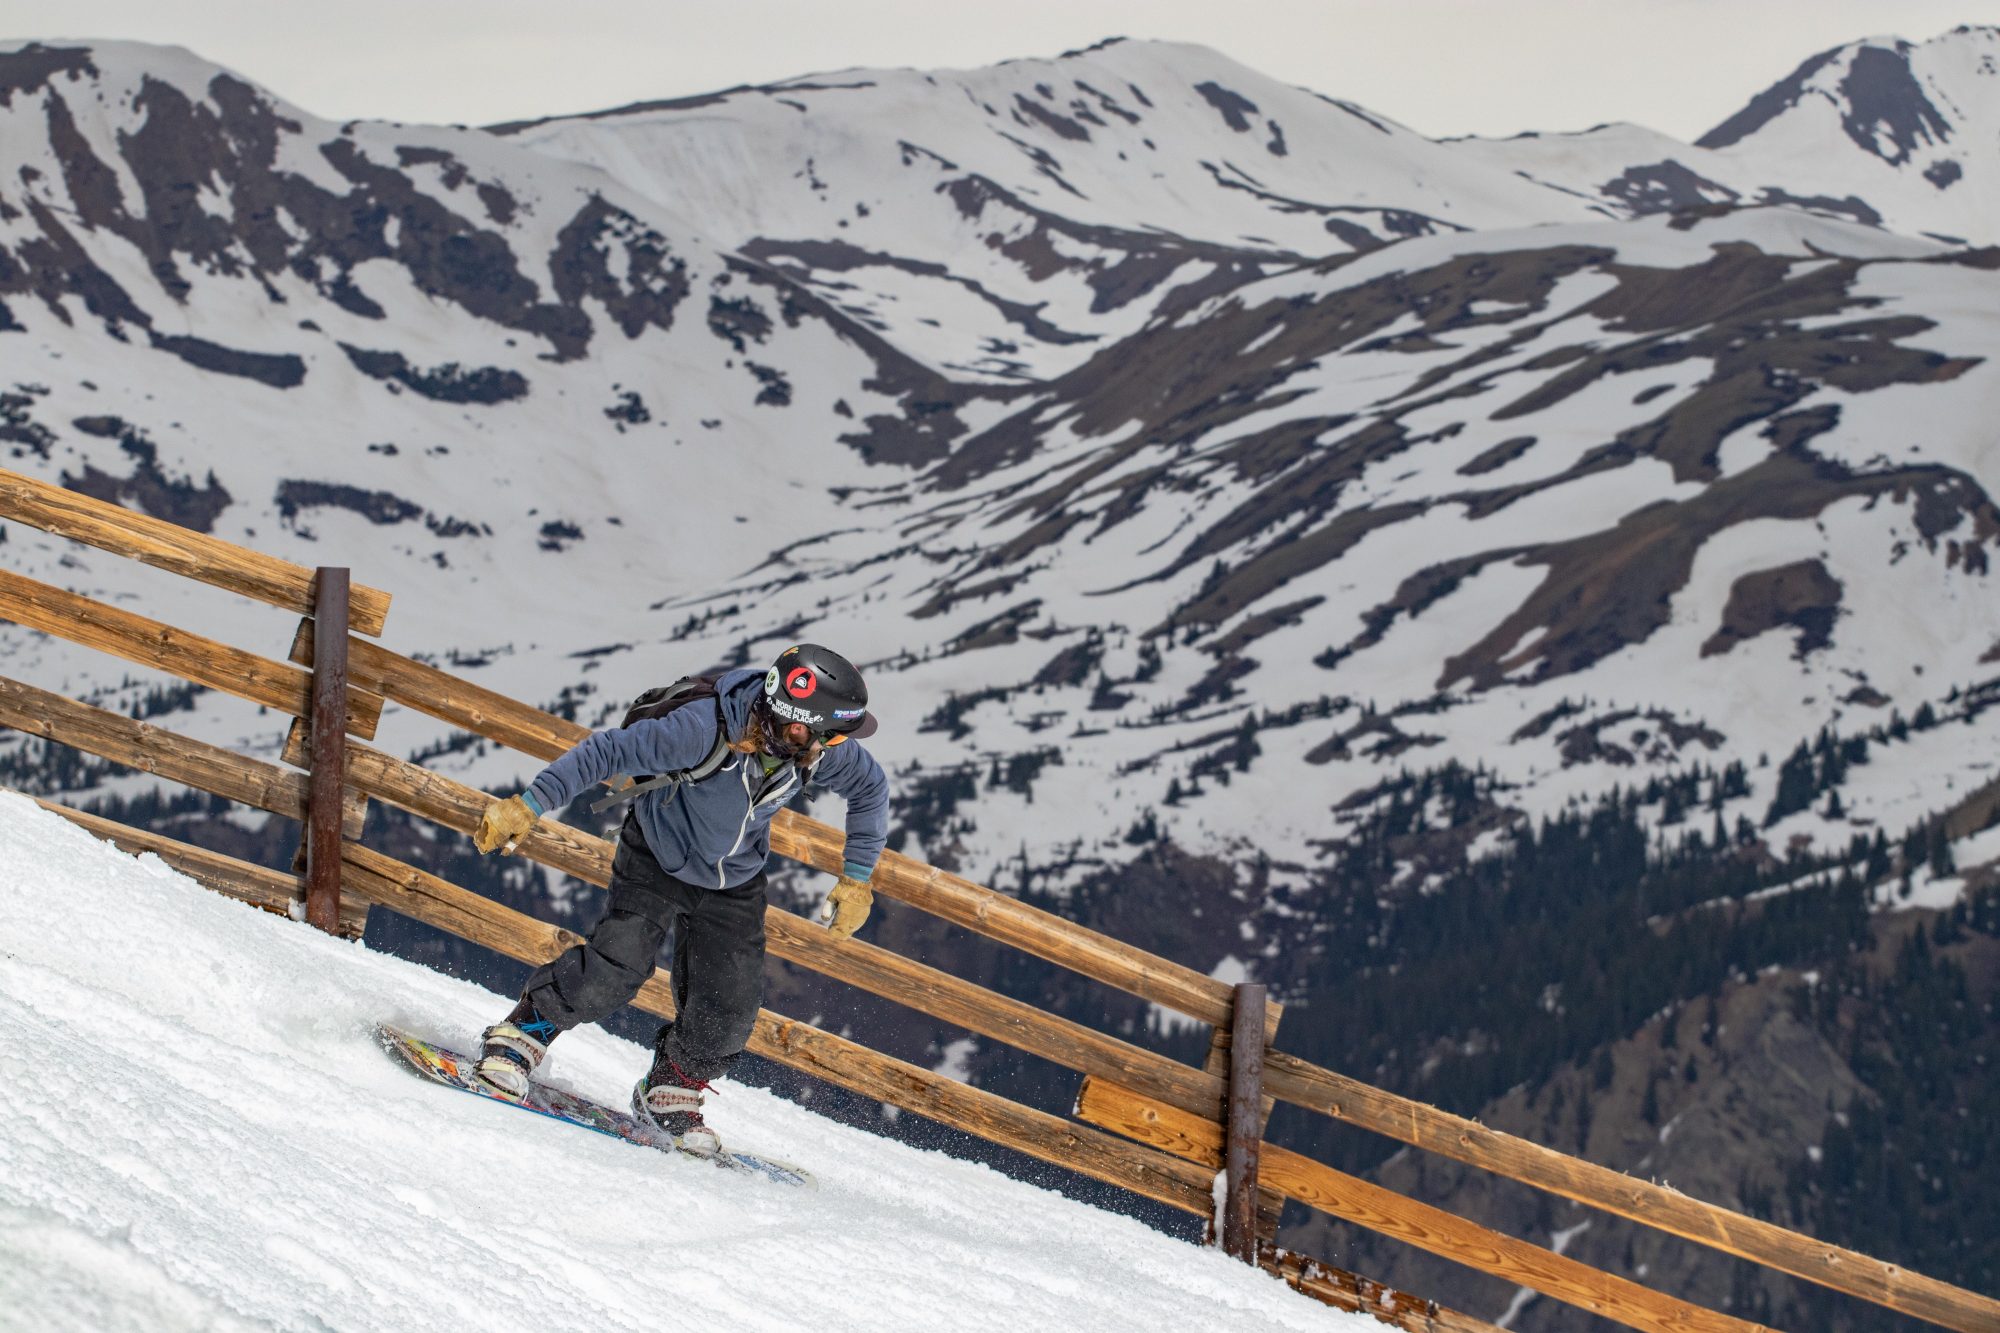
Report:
374,1023,814,1190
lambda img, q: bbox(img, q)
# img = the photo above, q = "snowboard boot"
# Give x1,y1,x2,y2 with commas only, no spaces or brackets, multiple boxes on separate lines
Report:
632,1056,723,1157
473,997,557,1100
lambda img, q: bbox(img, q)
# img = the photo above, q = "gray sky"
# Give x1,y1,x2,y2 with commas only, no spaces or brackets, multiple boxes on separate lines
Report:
7,0,1990,142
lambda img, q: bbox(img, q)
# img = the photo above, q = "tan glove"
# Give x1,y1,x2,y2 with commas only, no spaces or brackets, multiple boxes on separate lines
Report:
818,875,874,939
474,794,540,854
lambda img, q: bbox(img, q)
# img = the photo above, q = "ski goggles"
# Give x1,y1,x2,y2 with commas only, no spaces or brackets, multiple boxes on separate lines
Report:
768,715,852,751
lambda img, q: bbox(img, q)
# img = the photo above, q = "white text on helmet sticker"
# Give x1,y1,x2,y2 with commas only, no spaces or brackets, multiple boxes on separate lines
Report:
768,697,816,724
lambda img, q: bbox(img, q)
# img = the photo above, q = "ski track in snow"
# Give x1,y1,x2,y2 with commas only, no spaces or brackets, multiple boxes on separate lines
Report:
0,794,1358,1333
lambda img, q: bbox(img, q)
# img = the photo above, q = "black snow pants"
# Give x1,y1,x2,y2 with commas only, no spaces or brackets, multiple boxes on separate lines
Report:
521,815,767,1082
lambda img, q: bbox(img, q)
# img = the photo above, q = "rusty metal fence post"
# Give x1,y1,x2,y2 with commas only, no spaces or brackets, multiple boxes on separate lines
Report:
304,567,350,935
1223,981,1268,1263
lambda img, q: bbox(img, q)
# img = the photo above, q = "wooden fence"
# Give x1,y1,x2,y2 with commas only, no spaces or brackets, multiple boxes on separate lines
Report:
1,464,1995,1333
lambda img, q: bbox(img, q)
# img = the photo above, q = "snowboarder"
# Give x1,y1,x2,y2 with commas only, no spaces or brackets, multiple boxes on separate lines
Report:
467,643,889,1156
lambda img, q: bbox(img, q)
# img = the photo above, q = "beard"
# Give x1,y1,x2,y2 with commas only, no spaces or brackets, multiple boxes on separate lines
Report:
745,707,817,765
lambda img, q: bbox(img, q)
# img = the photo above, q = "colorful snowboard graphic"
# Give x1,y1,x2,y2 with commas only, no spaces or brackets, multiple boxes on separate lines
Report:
374,1023,814,1190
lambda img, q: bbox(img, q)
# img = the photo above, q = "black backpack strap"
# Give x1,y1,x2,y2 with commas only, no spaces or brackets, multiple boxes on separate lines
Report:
587,710,731,815
589,772,672,815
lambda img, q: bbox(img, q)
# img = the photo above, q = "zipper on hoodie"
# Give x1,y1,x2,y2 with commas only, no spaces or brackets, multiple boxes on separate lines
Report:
715,761,755,887
714,758,801,886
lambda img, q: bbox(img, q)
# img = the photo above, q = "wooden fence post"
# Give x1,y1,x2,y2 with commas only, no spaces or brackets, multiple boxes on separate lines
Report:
1223,981,1267,1263
304,567,350,935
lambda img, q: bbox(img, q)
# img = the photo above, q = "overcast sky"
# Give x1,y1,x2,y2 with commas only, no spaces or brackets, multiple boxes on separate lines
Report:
6,1,1988,142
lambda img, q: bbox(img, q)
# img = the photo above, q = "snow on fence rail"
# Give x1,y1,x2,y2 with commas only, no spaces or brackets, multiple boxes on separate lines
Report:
2,466,1997,1333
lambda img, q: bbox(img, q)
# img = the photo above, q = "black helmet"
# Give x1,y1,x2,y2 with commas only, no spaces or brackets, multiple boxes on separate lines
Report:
760,643,877,740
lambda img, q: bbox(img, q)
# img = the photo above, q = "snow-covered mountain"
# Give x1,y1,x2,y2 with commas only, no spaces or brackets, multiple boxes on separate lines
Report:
3,30,1997,909
0,792,1356,1333
493,38,1612,381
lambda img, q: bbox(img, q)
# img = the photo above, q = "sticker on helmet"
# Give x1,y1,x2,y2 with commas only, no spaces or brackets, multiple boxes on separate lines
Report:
832,707,865,719
768,697,813,724
764,667,780,695
786,667,817,699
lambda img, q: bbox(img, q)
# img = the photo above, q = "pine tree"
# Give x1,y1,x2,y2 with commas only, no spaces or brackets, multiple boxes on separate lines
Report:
1866,831,1892,881
1232,714,1261,772
1928,822,1956,879
1592,1047,1615,1090
1765,741,1817,825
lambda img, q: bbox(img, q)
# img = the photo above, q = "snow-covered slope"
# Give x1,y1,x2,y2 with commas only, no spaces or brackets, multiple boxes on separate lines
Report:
0,791,1352,1332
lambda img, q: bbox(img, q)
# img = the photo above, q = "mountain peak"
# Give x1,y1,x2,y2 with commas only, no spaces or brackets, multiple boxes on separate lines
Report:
1697,27,1993,162
1,38,253,105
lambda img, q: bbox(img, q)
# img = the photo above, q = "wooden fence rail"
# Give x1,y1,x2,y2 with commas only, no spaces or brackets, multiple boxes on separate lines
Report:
5,479,1998,1333
276,624,2000,1332
1079,1078,1774,1333
290,618,582,758
1260,1248,1505,1333
0,568,384,739
1255,1053,1999,1331
0,674,367,838
0,466,392,635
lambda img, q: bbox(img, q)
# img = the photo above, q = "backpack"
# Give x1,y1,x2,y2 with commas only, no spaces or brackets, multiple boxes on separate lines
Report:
587,674,733,814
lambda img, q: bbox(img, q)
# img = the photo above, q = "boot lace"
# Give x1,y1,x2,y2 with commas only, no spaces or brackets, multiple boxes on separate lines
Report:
667,1060,716,1097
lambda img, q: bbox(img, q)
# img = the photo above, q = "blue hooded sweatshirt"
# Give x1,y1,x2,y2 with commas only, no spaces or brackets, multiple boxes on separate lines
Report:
523,668,889,890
